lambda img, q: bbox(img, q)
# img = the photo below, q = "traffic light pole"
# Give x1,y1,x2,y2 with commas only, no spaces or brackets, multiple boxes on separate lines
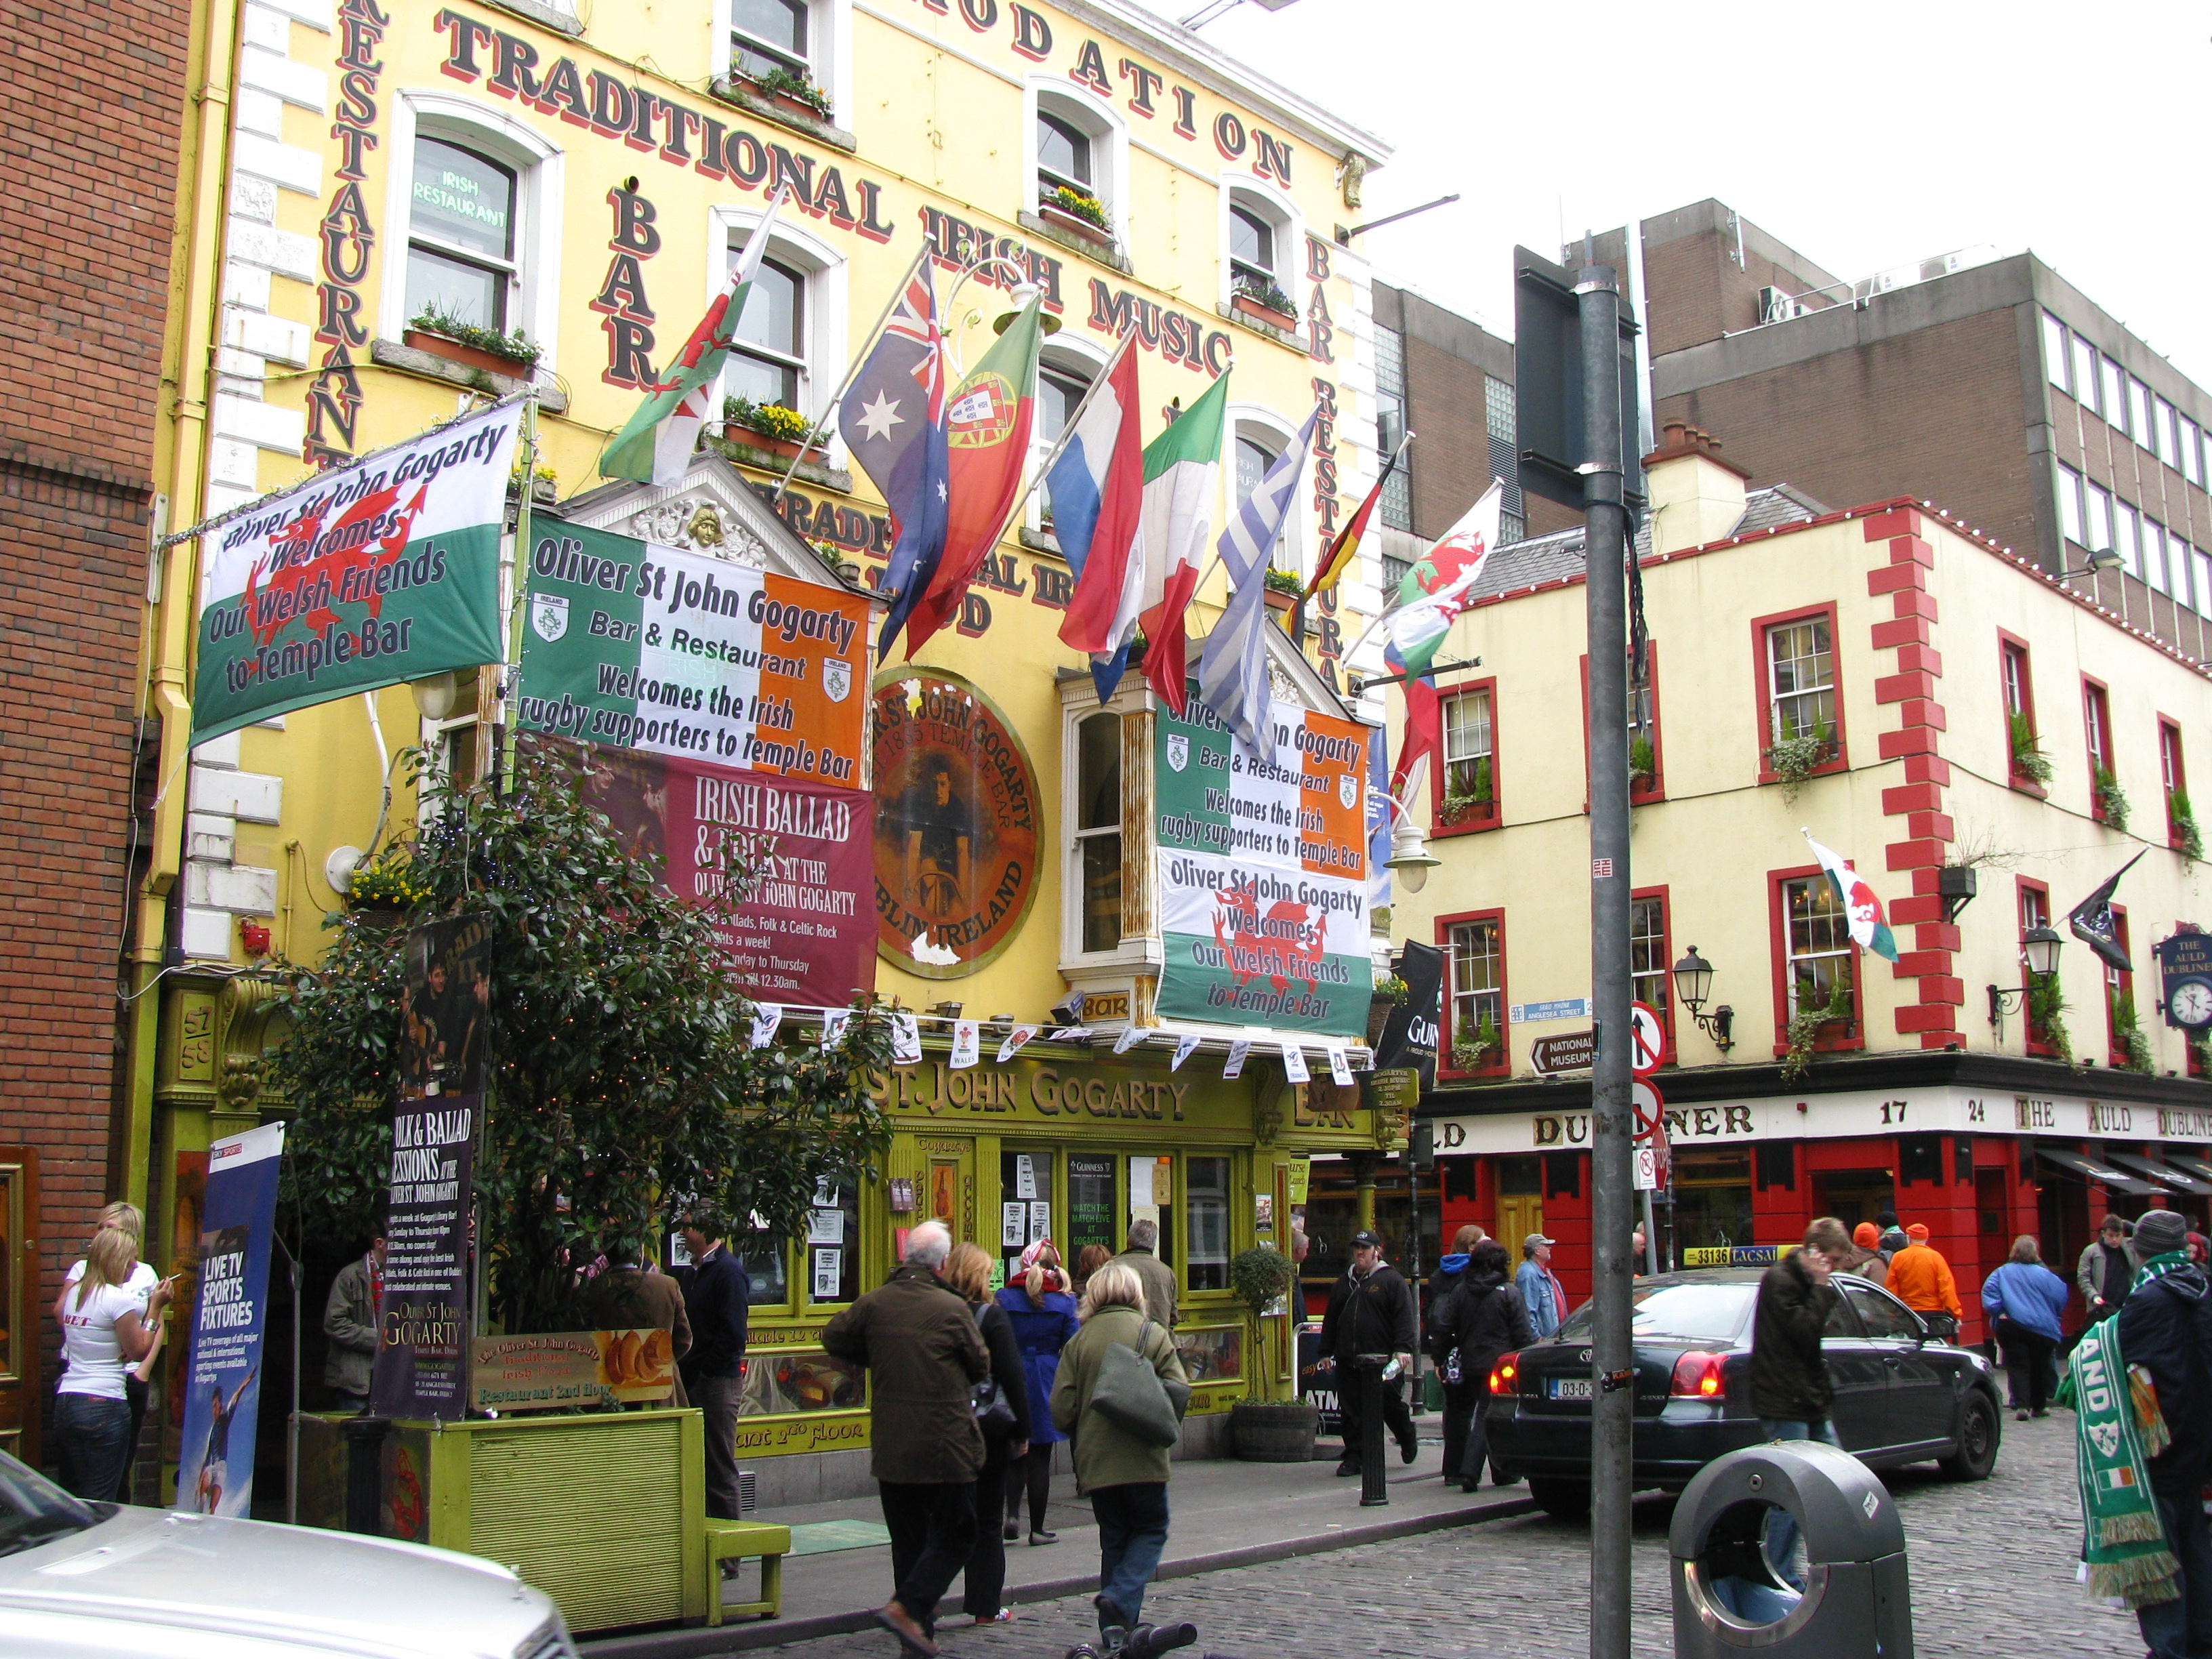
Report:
1578,256,1635,1659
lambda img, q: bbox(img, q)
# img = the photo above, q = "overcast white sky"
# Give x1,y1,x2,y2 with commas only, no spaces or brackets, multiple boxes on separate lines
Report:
1129,0,2212,386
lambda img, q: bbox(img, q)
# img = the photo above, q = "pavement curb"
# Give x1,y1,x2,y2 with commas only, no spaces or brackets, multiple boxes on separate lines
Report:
579,1490,1537,1658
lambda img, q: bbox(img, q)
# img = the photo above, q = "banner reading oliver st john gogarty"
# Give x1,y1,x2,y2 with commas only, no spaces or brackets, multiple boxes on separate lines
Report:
189,403,520,745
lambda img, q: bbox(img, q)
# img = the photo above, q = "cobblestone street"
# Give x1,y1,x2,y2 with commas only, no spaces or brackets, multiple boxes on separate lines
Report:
757,1411,2142,1659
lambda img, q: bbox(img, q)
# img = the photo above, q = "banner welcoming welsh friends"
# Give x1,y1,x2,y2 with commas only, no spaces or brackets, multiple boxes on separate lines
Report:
190,403,520,745
1154,695,1372,1039
515,521,871,790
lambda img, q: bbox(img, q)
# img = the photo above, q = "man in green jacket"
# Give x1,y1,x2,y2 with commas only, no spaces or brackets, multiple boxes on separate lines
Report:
1111,1220,1178,1333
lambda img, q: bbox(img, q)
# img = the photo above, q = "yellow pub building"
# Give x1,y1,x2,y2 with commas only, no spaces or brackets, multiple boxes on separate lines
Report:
133,0,1404,1500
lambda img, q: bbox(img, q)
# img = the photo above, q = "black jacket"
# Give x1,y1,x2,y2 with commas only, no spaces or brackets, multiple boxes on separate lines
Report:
681,1244,751,1380
1749,1250,1839,1421
1321,1261,1418,1359
1428,1271,1534,1392
972,1298,1033,1444
2116,1263,2212,1496
1423,1263,1467,1348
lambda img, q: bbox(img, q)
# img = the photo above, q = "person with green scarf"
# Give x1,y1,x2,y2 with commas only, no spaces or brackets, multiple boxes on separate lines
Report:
2067,1208,2212,1658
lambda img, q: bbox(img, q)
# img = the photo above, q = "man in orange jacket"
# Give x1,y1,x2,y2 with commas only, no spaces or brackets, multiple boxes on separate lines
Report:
1885,1223,1963,1332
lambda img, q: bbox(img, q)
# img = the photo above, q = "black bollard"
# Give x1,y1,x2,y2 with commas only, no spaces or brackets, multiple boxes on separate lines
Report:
340,1414,390,1536
1355,1354,1387,1507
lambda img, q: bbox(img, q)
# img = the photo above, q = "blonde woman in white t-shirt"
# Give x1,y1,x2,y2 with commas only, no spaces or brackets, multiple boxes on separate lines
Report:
57,1202,161,1497
54,1225,171,1500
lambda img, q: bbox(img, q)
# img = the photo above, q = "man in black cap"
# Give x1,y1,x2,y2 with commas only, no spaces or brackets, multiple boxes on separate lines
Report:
1319,1229,1418,1476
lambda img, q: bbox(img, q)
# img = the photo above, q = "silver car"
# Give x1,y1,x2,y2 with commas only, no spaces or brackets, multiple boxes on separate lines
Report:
0,1450,575,1658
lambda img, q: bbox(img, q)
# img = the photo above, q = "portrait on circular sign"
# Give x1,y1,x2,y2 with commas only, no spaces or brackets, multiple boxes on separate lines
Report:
872,669,1040,977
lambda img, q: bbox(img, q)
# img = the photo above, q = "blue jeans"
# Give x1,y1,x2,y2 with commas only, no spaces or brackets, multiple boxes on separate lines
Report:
1752,1418,1843,1605
54,1392,131,1502
1090,1482,1170,1631
2139,1487,2212,1659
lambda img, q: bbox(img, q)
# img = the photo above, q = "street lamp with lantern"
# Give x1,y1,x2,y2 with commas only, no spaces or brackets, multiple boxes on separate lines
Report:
1671,946,1734,1053
1988,925,2064,1033
1384,817,1441,894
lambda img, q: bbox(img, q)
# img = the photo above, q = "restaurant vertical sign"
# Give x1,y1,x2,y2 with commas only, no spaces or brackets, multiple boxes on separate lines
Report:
371,914,489,1418
175,1122,285,1515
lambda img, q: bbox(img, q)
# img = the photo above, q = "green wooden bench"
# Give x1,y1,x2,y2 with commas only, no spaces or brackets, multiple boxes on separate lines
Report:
703,1519,790,1625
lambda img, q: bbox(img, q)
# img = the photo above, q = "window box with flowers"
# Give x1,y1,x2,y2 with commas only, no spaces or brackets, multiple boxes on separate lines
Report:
2093,766,2131,832
404,308,541,379
1038,185,1115,248
718,396,823,464
708,65,855,151
1262,567,1301,621
2172,788,2205,862
2008,712,2053,792
1230,272,1298,335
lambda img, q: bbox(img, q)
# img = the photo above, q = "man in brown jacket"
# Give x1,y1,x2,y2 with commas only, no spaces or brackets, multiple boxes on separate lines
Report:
821,1219,988,1656
1111,1219,1178,1334
578,1238,692,1406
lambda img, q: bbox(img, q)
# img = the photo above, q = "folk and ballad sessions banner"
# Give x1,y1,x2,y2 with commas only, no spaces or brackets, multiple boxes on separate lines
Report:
583,747,875,1004
1155,697,1372,1039
370,916,487,1419
175,1122,284,1516
190,403,520,745
514,522,870,792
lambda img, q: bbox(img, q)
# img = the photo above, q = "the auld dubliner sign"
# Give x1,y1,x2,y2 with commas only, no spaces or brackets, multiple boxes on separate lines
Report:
1154,695,1370,1039
190,404,520,745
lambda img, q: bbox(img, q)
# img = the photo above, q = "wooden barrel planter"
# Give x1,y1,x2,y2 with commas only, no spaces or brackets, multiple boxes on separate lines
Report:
1228,1399,1318,1462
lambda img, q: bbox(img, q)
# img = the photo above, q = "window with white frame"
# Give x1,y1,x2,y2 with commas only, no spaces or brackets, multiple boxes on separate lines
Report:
2195,548,2212,619
2103,356,2129,435
732,0,808,78
1765,617,1834,748
2054,462,2085,546
2072,333,2100,412
1071,710,1122,954
2171,535,2196,612
1224,185,1294,313
2134,377,2157,449
406,136,518,331
2041,312,2069,394
2156,396,2180,470
1033,89,1116,230
1442,688,1492,807
1233,430,1279,509
2085,480,2114,555
1036,350,1095,531
2114,499,2142,575
2144,516,2170,594
1630,894,1669,1034
2184,415,2205,487
726,254,806,411
1447,918,1502,1063
1781,874,1852,1019
1374,324,1411,531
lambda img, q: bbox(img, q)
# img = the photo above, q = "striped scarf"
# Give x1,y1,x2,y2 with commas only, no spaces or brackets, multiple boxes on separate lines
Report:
2060,1287,2178,1606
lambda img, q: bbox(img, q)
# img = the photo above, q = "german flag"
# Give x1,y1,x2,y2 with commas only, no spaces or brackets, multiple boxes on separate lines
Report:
1303,435,1407,600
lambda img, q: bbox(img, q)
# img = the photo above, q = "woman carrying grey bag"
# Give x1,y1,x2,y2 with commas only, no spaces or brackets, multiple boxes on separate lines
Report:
1050,1262,1191,1651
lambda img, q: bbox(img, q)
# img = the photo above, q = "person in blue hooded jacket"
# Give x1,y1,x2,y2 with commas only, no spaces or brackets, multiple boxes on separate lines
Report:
994,1239,1080,1546
1980,1234,2069,1420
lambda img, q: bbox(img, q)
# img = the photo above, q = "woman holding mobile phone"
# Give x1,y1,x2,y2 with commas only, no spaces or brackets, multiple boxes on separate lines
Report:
55,1202,162,1499
53,1225,173,1500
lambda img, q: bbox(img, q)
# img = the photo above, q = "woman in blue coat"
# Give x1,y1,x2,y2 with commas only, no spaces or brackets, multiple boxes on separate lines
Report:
1980,1233,2070,1419
994,1239,1080,1544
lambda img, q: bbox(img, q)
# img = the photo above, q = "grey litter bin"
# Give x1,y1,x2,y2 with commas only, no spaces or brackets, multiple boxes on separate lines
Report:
1669,1439,1911,1657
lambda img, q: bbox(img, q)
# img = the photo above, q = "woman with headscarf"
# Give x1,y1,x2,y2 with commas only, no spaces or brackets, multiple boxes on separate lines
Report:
994,1237,1080,1545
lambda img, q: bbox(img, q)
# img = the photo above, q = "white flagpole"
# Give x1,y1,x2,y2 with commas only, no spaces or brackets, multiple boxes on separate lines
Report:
770,241,931,506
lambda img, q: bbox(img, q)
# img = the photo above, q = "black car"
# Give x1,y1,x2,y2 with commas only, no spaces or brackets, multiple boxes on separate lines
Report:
1484,1267,2004,1518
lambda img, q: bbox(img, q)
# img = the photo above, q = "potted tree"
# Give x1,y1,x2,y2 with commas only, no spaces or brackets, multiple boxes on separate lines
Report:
1225,1244,1313,1460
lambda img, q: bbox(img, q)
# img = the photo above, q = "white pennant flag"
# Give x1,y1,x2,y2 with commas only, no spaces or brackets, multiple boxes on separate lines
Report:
996,1024,1040,1063
1326,1044,1353,1085
1047,1025,1091,1044
1280,1042,1310,1084
1113,1025,1146,1054
1223,1039,1251,1078
949,1019,980,1069
890,1012,922,1065
1170,1032,1201,1071
820,1008,852,1049
750,1004,783,1048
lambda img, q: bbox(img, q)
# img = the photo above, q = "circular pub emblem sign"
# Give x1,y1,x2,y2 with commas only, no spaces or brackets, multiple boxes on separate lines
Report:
872,668,1040,977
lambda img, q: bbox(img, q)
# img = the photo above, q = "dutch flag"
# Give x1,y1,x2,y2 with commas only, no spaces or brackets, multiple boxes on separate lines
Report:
1052,340,1147,700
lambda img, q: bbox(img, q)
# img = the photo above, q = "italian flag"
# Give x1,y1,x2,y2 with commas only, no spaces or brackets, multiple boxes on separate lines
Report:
1803,830,1899,961
1136,371,1231,714
601,188,787,486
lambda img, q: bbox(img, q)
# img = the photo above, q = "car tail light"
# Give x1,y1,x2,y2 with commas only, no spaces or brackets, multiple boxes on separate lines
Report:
1670,1351,1727,1399
1488,1351,1521,1396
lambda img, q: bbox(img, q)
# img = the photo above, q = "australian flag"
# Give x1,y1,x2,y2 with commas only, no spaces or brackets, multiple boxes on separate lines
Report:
840,262,949,659
2068,849,2148,972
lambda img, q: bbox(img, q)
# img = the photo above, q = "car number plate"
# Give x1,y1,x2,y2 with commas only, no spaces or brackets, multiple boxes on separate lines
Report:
1548,1376,1595,1401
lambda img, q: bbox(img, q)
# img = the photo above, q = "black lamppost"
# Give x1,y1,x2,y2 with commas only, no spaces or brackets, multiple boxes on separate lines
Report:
1671,947,1734,1054
1988,926,2065,1031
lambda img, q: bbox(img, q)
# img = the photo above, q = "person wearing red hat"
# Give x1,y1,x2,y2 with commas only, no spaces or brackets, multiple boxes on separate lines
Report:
1885,1223,1963,1336
1834,1221,1889,1288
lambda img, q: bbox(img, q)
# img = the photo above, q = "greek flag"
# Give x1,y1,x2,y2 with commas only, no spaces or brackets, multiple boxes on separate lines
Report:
1195,406,1319,752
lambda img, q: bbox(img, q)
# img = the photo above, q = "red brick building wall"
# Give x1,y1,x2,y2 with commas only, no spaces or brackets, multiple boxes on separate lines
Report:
0,0,193,1425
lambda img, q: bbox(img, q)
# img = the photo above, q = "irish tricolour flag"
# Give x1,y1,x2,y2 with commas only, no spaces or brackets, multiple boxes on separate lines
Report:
1803,830,1899,962
1136,371,1231,714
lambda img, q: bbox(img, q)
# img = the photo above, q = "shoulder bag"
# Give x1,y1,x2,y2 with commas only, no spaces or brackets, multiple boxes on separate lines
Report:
970,1305,1020,1436
1088,1319,1189,1448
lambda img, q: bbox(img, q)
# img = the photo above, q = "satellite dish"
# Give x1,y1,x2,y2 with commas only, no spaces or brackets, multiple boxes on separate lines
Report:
325,844,364,895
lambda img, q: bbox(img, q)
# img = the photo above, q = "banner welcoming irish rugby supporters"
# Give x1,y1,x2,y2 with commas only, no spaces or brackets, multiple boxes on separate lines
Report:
515,522,870,790
1154,695,1371,1039
190,403,520,745
175,1122,284,1516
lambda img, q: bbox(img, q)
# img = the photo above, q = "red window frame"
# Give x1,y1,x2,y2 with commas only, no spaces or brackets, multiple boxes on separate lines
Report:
1629,884,1674,1061
2083,676,2116,820
1431,674,1501,837
1580,643,1666,806
1767,863,1866,1055
2016,877,2058,1058
2103,905,2134,1067
2160,718,2190,849
1751,605,1847,785
1435,906,1509,1079
1999,630,2045,796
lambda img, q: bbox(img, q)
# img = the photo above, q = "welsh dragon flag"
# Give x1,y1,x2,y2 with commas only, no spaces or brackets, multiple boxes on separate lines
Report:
1385,479,1500,802
1803,830,1899,962
600,188,787,486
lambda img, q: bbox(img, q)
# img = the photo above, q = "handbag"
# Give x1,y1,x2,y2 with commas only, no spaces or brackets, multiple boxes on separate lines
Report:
1088,1320,1189,1449
971,1374,1019,1436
